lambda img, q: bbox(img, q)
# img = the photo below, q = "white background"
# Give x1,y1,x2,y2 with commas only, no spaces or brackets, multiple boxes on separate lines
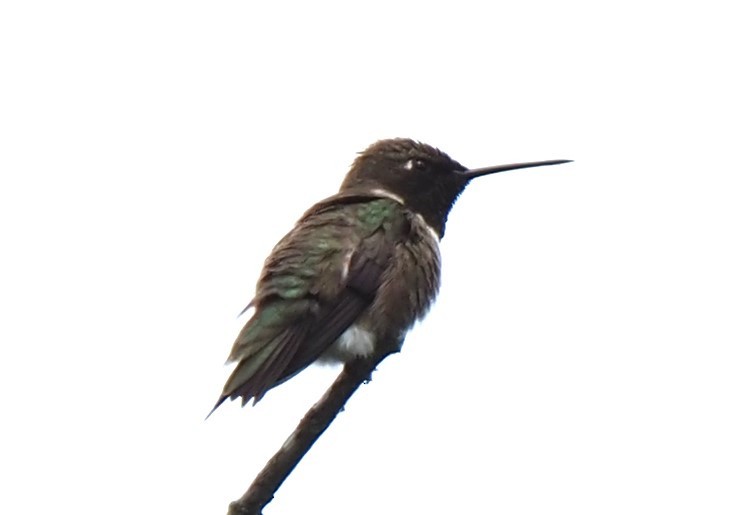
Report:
1,2,747,514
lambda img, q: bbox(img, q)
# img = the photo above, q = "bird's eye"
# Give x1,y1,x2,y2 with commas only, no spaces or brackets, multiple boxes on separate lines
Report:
405,158,428,171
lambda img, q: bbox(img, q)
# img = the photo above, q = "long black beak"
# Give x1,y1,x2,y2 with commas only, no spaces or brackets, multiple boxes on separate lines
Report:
461,159,572,179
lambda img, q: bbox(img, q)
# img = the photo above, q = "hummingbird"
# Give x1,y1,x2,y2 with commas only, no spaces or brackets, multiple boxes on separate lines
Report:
212,138,570,412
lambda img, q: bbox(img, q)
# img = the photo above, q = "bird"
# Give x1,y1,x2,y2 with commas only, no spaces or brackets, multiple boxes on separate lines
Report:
211,138,570,413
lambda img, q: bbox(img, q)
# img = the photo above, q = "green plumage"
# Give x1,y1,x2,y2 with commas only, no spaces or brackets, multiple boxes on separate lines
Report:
214,192,438,409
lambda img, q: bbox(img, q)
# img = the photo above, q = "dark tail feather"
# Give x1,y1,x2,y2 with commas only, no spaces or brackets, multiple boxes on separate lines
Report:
255,334,303,404
234,331,302,406
208,327,307,414
205,394,229,420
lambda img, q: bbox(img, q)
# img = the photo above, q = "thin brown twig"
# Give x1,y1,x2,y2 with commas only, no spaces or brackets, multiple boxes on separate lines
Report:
227,346,399,515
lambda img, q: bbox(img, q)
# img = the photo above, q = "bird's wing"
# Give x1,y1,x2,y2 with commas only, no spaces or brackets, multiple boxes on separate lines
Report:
212,194,407,410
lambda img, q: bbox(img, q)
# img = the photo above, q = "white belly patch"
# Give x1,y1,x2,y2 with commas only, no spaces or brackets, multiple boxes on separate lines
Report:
318,324,376,363
335,324,375,358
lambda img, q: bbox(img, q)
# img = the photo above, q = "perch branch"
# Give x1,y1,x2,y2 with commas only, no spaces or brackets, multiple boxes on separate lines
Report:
227,346,399,515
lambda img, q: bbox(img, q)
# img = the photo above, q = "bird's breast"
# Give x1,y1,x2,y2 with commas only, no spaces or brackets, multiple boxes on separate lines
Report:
318,209,442,363
364,212,442,345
